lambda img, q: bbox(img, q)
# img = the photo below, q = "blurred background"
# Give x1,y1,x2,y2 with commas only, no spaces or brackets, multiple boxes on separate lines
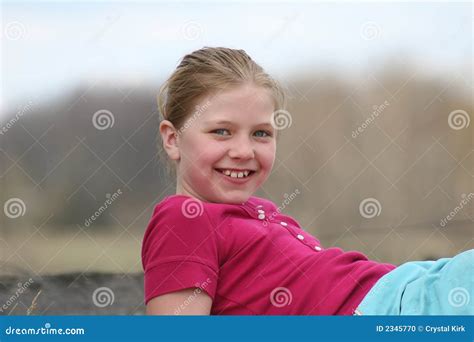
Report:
0,0,472,315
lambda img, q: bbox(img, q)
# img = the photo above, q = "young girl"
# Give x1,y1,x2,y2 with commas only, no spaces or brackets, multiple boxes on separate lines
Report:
142,47,473,315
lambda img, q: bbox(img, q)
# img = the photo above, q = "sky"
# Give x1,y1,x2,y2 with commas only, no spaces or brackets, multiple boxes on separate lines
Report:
0,0,472,117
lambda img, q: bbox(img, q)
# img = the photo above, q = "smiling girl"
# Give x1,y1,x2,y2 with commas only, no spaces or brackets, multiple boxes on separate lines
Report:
142,47,473,315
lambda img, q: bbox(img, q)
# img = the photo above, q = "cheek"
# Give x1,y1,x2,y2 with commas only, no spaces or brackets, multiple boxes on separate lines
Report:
260,143,276,171
180,134,211,163
178,141,202,178
198,143,226,167
183,143,224,175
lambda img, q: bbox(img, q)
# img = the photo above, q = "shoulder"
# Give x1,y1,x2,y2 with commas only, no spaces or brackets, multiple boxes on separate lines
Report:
149,195,234,226
142,195,225,270
143,196,217,243
147,194,286,230
144,195,248,242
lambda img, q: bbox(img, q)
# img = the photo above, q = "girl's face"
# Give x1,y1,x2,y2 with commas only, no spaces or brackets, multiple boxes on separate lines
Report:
161,84,277,204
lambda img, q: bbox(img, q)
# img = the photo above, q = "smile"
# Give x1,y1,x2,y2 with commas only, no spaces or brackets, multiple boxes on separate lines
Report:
215,168,256,179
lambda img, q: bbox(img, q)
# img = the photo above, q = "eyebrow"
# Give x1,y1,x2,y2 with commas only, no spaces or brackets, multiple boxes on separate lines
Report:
205,120,274,128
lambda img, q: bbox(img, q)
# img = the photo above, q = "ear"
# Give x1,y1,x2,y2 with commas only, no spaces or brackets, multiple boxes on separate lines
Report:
159,120,180,161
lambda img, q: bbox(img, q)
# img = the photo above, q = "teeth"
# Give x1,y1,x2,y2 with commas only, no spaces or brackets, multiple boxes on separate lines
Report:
218,169,253,178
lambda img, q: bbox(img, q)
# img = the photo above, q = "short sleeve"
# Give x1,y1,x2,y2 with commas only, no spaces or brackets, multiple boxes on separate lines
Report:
141,197,219,304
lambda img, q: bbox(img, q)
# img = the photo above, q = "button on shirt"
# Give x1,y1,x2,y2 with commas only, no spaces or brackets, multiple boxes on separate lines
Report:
142,195,396,315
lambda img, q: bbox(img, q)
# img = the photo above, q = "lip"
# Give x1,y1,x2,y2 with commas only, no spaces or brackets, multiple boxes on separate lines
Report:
214,168,255,184
214,168,256,172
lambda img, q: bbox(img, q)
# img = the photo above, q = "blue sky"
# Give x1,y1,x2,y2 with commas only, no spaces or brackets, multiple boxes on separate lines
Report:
1,0,471,116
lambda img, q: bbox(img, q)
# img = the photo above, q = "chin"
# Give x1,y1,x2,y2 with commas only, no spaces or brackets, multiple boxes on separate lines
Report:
216,191,252,205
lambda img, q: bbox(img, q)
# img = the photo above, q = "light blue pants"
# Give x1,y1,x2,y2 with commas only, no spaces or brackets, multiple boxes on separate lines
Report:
354,249,473,315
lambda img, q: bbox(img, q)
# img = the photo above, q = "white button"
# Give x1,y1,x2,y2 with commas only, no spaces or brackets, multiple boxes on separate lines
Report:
257,209,265,214
314,246,322,251
280,221,288,227
258,213,265,220
297,234,304,240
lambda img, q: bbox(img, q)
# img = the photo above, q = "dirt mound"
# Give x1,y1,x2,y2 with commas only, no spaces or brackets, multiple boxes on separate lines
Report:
0,272,144,315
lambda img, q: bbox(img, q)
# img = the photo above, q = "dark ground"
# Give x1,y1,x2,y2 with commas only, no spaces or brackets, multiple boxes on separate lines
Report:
0,272,145,315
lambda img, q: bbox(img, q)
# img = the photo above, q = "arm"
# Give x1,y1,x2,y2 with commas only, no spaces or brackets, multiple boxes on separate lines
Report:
146,288,212,315
142,199,220,315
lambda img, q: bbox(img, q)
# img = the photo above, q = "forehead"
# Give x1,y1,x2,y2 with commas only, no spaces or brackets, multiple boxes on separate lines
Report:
200,85,275,124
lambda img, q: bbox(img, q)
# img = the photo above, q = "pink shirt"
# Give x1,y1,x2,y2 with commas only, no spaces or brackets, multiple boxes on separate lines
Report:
142,195,396,315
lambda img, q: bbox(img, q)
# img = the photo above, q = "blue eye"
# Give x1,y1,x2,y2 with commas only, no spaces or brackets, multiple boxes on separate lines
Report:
254,130,272,138
212,129,230,136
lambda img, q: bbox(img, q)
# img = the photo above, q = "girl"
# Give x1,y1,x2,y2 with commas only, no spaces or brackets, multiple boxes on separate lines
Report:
142,47,473,315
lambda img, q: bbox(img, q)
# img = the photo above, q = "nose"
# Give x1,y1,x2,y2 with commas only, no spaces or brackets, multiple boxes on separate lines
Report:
228,135,255,160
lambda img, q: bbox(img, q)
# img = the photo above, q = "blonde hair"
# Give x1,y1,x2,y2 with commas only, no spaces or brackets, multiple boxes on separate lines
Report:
157,46,286,176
